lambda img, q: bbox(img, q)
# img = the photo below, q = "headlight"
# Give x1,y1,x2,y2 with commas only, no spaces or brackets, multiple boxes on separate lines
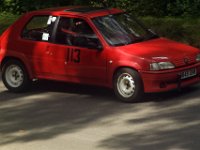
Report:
150,62,175,71
196,54,200,62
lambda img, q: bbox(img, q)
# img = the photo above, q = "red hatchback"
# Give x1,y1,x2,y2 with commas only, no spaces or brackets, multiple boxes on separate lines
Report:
1,6,200,102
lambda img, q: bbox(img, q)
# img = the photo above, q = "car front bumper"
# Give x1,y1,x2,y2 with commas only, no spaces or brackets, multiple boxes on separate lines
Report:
140,63,200,93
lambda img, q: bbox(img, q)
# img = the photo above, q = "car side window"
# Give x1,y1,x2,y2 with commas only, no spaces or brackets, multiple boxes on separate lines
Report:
55,17,102,49
22,16,57,41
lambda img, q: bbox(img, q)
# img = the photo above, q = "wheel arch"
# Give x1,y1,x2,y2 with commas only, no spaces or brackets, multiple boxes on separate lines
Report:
113,66,139,78
107,62,144,88
1,56,34,79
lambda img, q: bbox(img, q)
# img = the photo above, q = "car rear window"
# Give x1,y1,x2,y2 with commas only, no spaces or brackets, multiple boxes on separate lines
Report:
21,15,57,42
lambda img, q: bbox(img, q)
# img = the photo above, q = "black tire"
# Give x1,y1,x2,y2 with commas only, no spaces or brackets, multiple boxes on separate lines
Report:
113,68,144,103
2,59,31,92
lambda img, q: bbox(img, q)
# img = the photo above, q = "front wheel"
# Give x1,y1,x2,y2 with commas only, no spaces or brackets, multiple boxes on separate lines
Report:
113,68,144,103
2,60,31,92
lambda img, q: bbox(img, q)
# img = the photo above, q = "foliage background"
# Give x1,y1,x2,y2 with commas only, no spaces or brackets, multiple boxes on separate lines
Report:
0,0,200,48
0,0,200,17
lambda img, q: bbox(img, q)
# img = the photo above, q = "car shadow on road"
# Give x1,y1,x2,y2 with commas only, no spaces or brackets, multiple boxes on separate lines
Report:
0,79,200,149
1,79,199,103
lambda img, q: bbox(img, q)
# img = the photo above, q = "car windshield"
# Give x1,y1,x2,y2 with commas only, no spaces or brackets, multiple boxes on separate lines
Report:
92,13,158,46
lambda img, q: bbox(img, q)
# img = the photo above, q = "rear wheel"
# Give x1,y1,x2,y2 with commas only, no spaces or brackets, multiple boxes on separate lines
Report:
113,68,144,103
2,60,30,92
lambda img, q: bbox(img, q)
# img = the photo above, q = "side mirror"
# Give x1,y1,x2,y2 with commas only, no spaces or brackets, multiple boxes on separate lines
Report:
87,41,103,51
76,34,103,51
97,44,103,51
84,35,103,51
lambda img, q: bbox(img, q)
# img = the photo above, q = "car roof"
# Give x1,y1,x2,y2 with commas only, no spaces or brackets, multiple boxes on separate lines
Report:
29,6,123,18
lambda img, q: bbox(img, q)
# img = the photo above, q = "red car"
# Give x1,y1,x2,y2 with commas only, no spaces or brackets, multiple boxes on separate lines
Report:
0,6,200,102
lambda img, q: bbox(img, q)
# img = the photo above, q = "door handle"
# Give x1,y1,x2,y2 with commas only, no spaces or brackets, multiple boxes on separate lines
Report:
46,46,53,55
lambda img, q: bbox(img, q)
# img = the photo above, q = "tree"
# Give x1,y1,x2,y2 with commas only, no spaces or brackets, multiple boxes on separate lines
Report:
0,0,199,17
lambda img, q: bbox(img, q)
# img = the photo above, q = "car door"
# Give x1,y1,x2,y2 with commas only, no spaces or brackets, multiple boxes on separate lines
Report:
19,15,58,77
47,16,107,84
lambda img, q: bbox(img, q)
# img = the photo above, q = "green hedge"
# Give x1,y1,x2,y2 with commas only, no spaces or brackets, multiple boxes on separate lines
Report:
0,0,200,17
141,17,200,48
0,13,19,34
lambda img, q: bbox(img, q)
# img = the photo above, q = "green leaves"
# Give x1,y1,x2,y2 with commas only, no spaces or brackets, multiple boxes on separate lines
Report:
0,0,200,17
142,17,200,48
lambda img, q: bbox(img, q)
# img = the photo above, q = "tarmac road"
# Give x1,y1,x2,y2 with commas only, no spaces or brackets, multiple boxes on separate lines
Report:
0,76,200,150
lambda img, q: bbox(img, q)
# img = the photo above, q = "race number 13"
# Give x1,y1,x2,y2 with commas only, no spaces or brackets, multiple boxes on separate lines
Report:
67,48,81,63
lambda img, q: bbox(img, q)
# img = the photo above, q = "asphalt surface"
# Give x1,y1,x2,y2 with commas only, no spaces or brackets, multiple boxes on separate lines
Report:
0,76,200,150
